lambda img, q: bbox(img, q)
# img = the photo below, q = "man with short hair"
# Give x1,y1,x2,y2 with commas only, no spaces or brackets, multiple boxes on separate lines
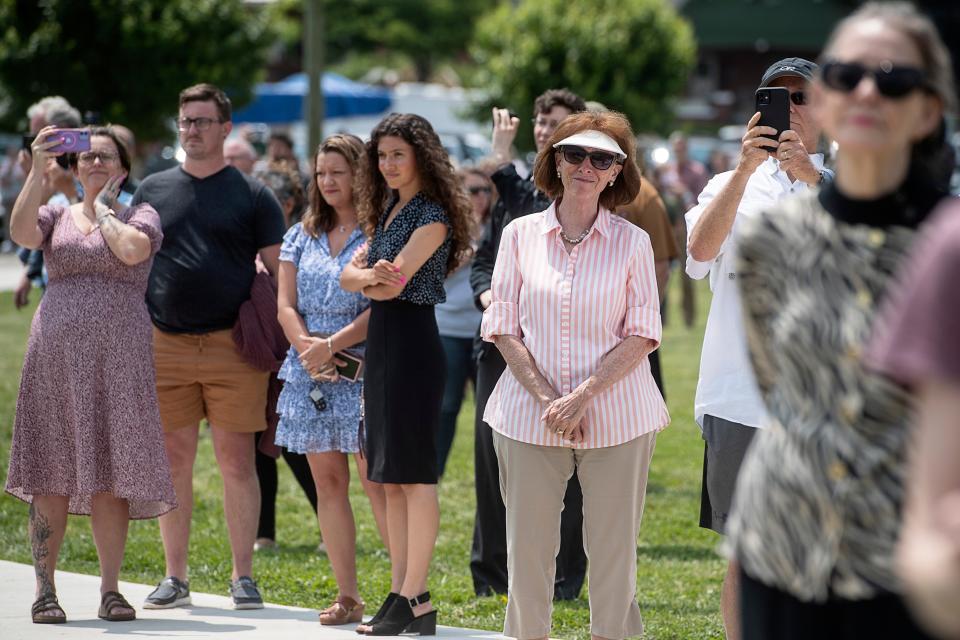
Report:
133,83,286,611
685,57,829,640
224,137,258,175
469,87,589,599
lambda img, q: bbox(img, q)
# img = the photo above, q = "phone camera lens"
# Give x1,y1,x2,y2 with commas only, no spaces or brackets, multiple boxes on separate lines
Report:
758,93,771,105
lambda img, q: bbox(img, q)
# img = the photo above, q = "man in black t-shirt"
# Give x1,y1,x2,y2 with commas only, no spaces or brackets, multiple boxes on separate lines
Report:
132,84,286,611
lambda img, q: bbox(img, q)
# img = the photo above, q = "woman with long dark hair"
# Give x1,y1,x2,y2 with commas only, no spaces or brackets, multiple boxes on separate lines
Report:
725,3,955,637
341,113,472,635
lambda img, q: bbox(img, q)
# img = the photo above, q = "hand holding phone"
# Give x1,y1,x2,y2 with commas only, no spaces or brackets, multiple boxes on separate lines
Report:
25,126,69,173
739,113,779,175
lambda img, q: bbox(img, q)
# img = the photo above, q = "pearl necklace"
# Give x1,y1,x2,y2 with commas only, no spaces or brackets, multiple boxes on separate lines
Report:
559,226,591,245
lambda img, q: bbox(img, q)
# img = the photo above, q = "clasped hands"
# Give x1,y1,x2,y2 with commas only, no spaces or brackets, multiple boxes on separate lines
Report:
541,388,591,445
298,334,347,383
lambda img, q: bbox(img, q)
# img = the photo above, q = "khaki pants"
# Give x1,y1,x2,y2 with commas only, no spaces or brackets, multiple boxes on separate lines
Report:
493,431,657,639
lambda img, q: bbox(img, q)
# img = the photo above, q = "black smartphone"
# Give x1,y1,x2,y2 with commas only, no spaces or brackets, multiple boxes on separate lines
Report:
755,87,790,153
336,351,364,382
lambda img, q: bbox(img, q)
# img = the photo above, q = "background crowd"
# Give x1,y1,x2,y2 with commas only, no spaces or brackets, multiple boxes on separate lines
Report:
3,2,960,640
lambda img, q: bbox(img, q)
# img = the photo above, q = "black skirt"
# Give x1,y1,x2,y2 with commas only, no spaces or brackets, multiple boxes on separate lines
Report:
363,299,446,484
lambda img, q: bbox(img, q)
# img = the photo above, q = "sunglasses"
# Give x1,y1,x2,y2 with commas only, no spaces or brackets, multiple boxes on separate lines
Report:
820,61,928,98
789,91,807,106
558,145,621,171
467,186,491,195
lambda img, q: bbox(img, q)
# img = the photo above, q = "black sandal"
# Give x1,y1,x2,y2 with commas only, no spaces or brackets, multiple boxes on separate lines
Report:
356,592,398,634
98,591,136,622
362,591,436,636
31,592,66,624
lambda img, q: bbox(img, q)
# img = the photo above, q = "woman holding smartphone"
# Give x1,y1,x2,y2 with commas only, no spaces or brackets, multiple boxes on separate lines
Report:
274,134,388,625
725,3,955,637
341,113,472,636
6,126,175,624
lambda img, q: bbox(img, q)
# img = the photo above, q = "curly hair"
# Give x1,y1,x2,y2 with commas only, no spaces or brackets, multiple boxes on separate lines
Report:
254,160,306,227
359,113,474,275
302,134,366,237
532,111,642,210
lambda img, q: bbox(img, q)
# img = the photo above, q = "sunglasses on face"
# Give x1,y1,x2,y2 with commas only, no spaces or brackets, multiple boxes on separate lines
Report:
558,145,621,171
820,61,928,98
789,91,807,106
467,185,491,195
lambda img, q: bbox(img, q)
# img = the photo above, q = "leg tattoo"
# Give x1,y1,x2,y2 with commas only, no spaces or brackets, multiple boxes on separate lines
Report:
29,502,55,597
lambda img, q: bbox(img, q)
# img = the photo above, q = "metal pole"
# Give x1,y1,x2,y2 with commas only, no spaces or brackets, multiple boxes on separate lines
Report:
304,0,324,157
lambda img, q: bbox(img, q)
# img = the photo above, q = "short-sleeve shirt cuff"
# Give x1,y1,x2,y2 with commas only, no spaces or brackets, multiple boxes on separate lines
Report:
622,304,661,345
279,224,305,264
481,300,520,341
124,204,164,253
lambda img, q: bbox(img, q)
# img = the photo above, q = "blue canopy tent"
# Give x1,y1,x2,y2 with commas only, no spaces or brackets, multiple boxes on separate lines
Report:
232,72,392,123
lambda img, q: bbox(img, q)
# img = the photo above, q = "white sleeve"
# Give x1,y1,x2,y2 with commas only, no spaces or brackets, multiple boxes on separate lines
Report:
685,171,735,280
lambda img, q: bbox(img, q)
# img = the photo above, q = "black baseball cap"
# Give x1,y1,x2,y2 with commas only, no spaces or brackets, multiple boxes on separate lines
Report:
759,57,818,88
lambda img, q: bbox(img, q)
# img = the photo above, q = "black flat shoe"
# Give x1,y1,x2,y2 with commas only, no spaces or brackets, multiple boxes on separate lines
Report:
362,591,436,636
356,592,398,633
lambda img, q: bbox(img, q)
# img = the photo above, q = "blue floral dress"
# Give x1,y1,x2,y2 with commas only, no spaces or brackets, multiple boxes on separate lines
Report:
275,223,368,453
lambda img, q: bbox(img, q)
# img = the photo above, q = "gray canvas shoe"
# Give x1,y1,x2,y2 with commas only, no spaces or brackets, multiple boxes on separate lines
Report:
229,576,264,610
143,576,191,609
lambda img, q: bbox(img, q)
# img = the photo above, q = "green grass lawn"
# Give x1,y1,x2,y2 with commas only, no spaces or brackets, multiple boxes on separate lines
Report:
0,278,721,639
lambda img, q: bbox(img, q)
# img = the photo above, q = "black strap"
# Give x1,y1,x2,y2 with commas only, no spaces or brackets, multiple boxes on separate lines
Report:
407,591,430,608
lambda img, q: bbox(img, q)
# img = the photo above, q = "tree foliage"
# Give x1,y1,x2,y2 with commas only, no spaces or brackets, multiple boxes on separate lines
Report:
0,0,272,140
269,0,490,82
472,0,696,149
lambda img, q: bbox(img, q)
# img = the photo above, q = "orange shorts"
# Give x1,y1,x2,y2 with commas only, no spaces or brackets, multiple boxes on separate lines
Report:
153,327,269,433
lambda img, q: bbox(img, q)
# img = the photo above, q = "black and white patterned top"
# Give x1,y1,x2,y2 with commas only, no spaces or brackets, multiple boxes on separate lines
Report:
367,191,451,305
724,185,931,602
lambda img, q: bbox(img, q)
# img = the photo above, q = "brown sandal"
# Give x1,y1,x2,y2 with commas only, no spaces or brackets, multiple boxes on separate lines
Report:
31,593,66,624
319,595,364,625
98,591,136,622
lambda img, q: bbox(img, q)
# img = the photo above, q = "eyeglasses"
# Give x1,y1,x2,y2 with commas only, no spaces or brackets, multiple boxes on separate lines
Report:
467,186,491,195
78,151,119,164
558,145,622,171
177,116,223,132
789,91,807,106
820,60,929,98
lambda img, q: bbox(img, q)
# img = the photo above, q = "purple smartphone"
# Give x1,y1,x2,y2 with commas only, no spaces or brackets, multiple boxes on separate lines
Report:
48,128,91,153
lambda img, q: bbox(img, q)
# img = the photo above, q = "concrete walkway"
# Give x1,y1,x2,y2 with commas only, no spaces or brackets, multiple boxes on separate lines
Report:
0,560,507,640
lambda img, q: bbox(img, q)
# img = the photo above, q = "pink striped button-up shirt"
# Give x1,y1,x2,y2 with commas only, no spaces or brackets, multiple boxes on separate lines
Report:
481,203,669,449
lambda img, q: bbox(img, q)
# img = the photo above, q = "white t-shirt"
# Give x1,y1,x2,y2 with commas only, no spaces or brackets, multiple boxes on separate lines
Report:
685,155,826,429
